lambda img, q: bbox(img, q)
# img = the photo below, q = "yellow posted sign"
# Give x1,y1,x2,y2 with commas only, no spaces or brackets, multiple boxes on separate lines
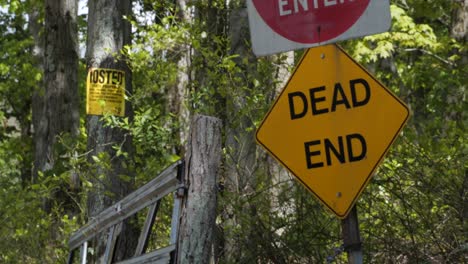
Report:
256,45,409,218
86,68,125,116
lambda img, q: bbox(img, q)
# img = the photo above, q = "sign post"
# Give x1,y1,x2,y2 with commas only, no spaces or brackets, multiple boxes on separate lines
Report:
341,205,362,263
247,0,391,56
255,44,409,218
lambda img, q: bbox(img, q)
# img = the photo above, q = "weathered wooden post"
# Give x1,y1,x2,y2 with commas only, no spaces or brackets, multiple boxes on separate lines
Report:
177,114,222,263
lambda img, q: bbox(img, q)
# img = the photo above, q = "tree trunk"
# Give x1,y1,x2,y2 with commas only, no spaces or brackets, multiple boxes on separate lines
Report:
34,0,79,179
167,0,192,155
28,3,43,187
223,7,255,261
452,0,468,43
177,114,222,264
223,5,297,261
33,0,79,212
267,51,294,202
451,0,468,227
85,0,137,262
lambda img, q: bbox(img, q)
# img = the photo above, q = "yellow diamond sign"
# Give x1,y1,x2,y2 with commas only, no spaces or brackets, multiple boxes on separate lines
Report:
256,44,410,218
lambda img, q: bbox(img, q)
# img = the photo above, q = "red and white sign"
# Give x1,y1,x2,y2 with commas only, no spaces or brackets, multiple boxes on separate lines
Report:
247,0,391,56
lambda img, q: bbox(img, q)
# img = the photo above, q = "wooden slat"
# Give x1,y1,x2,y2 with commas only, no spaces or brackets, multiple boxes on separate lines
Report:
80,241,88,264
104,223,122,264
115,244,175,264
69,160,182,250
67,249,74,264
134,200,161,256
169,190,184,245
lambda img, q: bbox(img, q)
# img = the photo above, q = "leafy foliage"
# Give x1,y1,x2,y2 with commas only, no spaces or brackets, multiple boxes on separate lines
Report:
0,0,466,263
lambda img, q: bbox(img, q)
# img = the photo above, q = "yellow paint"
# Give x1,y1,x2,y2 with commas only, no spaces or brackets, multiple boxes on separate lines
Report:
256,44,409,218
86,68,125,117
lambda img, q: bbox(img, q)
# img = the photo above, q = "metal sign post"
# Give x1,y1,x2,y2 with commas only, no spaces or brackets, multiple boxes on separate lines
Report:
341,205,363,264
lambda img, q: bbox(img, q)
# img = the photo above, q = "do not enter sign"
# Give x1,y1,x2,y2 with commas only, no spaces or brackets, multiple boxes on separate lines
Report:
247,0,391,56
253,0,370,44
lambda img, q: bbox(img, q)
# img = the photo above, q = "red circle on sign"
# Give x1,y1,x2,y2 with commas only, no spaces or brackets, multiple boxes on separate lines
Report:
252,0,371,44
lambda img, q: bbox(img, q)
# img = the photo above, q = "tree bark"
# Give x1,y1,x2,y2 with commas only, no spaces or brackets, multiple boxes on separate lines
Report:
28,3,43,187
167,0,192,155
267,51,294,206
33,0,79,180
32,0,79,216
85,0,137,262
224,5,294,263
223,5,265,262
177,114,222,264
452,0,468,43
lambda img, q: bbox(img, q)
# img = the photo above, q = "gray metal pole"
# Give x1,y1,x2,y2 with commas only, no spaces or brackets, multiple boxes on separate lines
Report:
341,205,363,264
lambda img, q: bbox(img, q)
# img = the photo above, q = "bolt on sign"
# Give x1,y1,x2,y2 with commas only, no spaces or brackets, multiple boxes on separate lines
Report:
247,0,391,56
256,45,410,218
86,68,125,117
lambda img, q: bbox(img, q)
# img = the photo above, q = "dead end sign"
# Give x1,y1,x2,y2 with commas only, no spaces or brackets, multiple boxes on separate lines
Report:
256,45,409,218
247,0,391,56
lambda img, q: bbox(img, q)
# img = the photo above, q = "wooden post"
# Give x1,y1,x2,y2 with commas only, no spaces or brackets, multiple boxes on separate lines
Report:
341,205,363,264
177,115,222,264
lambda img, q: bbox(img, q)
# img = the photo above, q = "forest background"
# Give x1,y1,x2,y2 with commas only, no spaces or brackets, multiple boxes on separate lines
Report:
0,0,466,263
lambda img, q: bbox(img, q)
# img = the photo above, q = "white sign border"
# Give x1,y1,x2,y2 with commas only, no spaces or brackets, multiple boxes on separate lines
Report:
247,0,391,56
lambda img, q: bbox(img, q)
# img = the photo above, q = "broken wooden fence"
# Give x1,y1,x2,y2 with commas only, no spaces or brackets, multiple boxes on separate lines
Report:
67,160,185,264
68,114,222,264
